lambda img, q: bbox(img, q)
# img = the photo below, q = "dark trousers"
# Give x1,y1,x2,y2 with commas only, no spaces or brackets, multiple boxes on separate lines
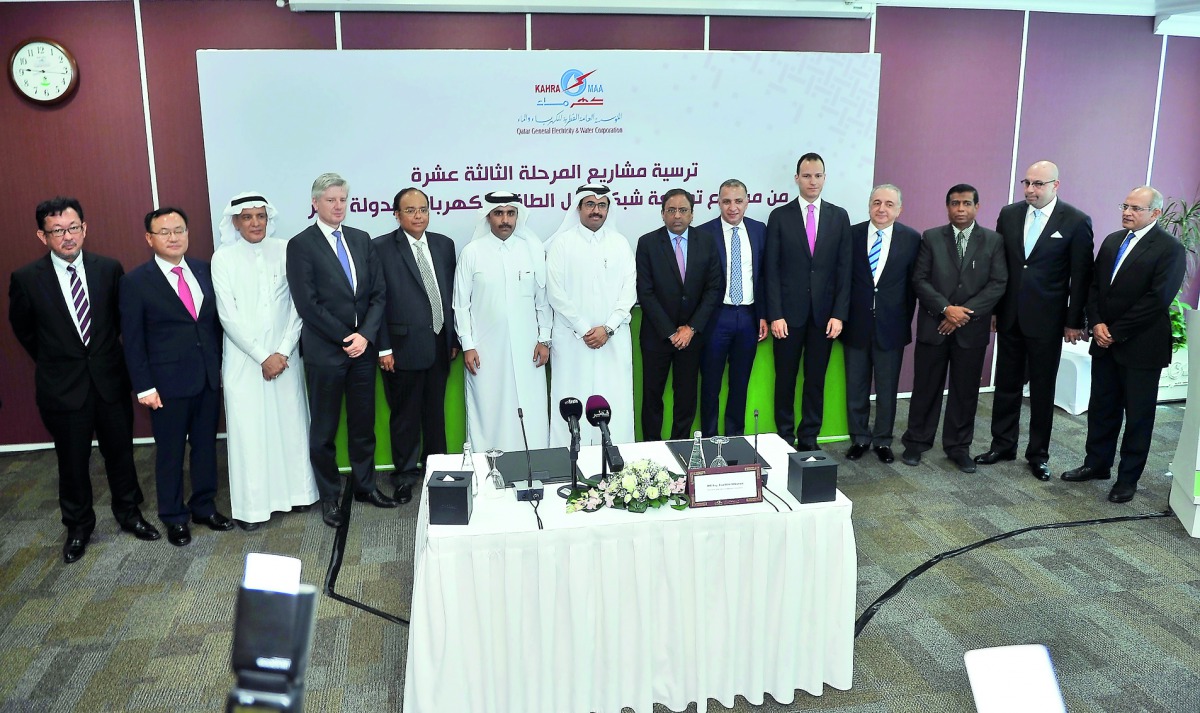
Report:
1084,350,1161,486
39,384,143,537
149,387,219,524
700,305,759,437
990,328,1063,463
306,355,378,502
641,338,703,442
902,340,987,457
843,339,904,447
772,321,833,444
382,337,449,485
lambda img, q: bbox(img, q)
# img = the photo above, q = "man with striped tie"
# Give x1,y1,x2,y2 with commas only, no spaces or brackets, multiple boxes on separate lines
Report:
840,185,921,464
10,197,159,563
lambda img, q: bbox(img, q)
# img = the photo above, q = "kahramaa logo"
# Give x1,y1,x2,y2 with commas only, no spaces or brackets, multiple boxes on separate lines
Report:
533,69,604,96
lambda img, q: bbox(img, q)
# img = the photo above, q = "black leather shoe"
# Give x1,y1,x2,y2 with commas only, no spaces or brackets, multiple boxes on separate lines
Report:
235,519,261,531
192,511,235,531
167,523,191,547
874,445,895,464
845,443,869,460
63,536,88,564
1028,462,1051,481
1108,483,1136,503
796,440,819,452
290,504,312,513
974,449,1017,465
1061,466,1111,482
394,483,414,505
950,452,977,473
355,489,398,508
901,448,921,466
321,501,344,528
120,515,161,541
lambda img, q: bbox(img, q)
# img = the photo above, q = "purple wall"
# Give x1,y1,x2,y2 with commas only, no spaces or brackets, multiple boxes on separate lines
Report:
1152,36,1200,307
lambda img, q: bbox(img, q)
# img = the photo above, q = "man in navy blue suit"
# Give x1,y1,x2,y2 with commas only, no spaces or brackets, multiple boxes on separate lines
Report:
121,207,232,547
840,185,921,464
698,179,768,437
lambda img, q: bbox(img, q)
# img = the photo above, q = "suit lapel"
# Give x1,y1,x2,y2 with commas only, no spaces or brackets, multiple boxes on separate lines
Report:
713,224,728,282
150,260,193,319
661,229,683,286
34,255,77,328
960,226,983,272
396,231,424,286
1111,228,1158,286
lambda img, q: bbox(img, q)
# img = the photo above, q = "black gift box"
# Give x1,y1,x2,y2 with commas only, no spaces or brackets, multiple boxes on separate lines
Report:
787,450,837,503
428,470,474,525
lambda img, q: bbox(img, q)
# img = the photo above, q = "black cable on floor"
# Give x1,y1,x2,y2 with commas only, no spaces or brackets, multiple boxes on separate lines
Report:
323,484,410,626
853,507,1173,638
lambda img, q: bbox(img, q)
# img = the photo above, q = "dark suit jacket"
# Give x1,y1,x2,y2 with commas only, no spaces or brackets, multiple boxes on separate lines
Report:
1088,225,1186,369
994,199,1094,338
372,229,457,371
912,223,1008,348
120,256,222,398
9,252,132,411
841,221,922,352
636,226,723,349
765,199,853,328
697,216,767,321
286,223,386,368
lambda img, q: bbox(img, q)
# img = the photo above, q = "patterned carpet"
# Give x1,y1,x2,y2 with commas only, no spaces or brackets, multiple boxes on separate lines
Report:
0,394,1197,712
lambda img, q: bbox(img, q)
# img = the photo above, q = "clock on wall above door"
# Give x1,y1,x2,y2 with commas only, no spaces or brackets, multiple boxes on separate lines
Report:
9,38,79,105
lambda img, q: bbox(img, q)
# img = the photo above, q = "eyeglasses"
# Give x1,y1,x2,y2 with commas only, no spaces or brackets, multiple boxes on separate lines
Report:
152,227,189,237
581,201,610,211
1020,179,1056,188
43,224,83,239
664,207,692,216
1118,203,1153,214
400,207,429,216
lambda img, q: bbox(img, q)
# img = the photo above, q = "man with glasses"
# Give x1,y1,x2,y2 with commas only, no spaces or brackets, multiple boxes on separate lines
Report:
546,184,637,447
10,196,159,563
121,207,232,546
974,161,1094,480
287,174,395,528
635,188,723,440
373,187,457,505
1061,187,1185,503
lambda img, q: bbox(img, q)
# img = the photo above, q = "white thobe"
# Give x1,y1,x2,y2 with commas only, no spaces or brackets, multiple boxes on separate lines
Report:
454,235,553,452
211,238,318,522
545,224,637,447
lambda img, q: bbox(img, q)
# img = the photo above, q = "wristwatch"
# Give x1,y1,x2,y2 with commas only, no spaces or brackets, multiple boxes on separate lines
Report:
603,326,614,337
538,340,551,348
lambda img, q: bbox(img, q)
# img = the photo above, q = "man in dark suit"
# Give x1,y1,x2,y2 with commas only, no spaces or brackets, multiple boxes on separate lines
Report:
1062,187,1185,503
286,174,396,529
636,188,723,441
840,185,921,464
765,153,853,451
697,179,768,437
901,185,1007,472
121,206,233,546
9,196,159,564
975,161,1094,480
374,187,458,503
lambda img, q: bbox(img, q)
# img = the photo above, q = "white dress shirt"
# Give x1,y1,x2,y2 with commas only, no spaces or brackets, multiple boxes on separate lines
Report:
49,251,89,341
721,219,754,306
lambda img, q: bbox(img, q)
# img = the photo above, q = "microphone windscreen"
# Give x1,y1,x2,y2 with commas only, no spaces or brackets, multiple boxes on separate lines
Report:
585,394,612,426
559,397,583,421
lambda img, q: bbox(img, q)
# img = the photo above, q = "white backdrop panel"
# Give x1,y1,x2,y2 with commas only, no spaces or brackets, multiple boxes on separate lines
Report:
197,50,879,248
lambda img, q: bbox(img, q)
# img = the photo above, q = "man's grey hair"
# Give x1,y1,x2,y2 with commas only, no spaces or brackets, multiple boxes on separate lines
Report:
311,172,348,200
1134,185,1164,211
870,183,903,205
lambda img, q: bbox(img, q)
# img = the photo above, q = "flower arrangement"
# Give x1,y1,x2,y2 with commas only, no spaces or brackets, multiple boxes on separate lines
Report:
566,458,688,514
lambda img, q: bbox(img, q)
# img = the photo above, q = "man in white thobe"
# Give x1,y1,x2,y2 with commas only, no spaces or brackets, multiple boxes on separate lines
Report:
211,192,318,529
454,192,553,453
546,184,637,447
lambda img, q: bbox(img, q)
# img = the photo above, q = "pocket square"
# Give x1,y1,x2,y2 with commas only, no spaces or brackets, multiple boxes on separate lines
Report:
1050,231,1064,238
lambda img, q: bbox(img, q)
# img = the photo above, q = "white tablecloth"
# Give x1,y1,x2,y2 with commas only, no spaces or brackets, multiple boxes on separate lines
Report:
403,434,856,713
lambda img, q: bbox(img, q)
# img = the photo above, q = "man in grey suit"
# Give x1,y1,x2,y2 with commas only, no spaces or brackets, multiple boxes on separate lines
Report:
286,173,396,529
901,184,1007,472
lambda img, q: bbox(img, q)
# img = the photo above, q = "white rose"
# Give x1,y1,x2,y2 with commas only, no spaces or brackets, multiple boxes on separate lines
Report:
646,486,660,499
622,474,637,490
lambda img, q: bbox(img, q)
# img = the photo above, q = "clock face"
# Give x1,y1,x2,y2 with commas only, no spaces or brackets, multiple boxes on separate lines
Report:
10,39,78,104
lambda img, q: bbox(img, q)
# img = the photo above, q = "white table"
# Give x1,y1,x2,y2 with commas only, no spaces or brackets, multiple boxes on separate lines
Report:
403,435,856,713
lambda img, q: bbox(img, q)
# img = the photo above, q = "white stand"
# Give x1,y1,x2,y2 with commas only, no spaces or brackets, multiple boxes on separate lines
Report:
1168,310,1200,538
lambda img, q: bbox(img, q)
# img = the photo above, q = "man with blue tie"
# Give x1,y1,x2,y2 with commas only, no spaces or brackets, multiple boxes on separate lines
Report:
697,179,767,437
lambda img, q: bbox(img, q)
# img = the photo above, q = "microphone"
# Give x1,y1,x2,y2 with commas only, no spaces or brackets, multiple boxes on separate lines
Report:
559,397,583,451
754,408,764,484
585,395,625,472
515,407,543,502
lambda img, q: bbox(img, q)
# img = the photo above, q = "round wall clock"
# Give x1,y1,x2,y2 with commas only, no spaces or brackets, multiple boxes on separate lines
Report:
9,38,79,105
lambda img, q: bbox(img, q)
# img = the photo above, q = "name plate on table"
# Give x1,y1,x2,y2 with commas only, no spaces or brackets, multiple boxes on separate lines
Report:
687,464,763,507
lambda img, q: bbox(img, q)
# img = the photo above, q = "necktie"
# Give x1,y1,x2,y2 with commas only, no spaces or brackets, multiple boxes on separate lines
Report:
1111,231,1136,281
413,240,444,333
729,225,743,304
1024,209,1043,258
805,203,817,255
673,235,686,281
333,229,354,289
171,266,198,320
956,229,968,263
67,265,91,345
868,230,883,279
